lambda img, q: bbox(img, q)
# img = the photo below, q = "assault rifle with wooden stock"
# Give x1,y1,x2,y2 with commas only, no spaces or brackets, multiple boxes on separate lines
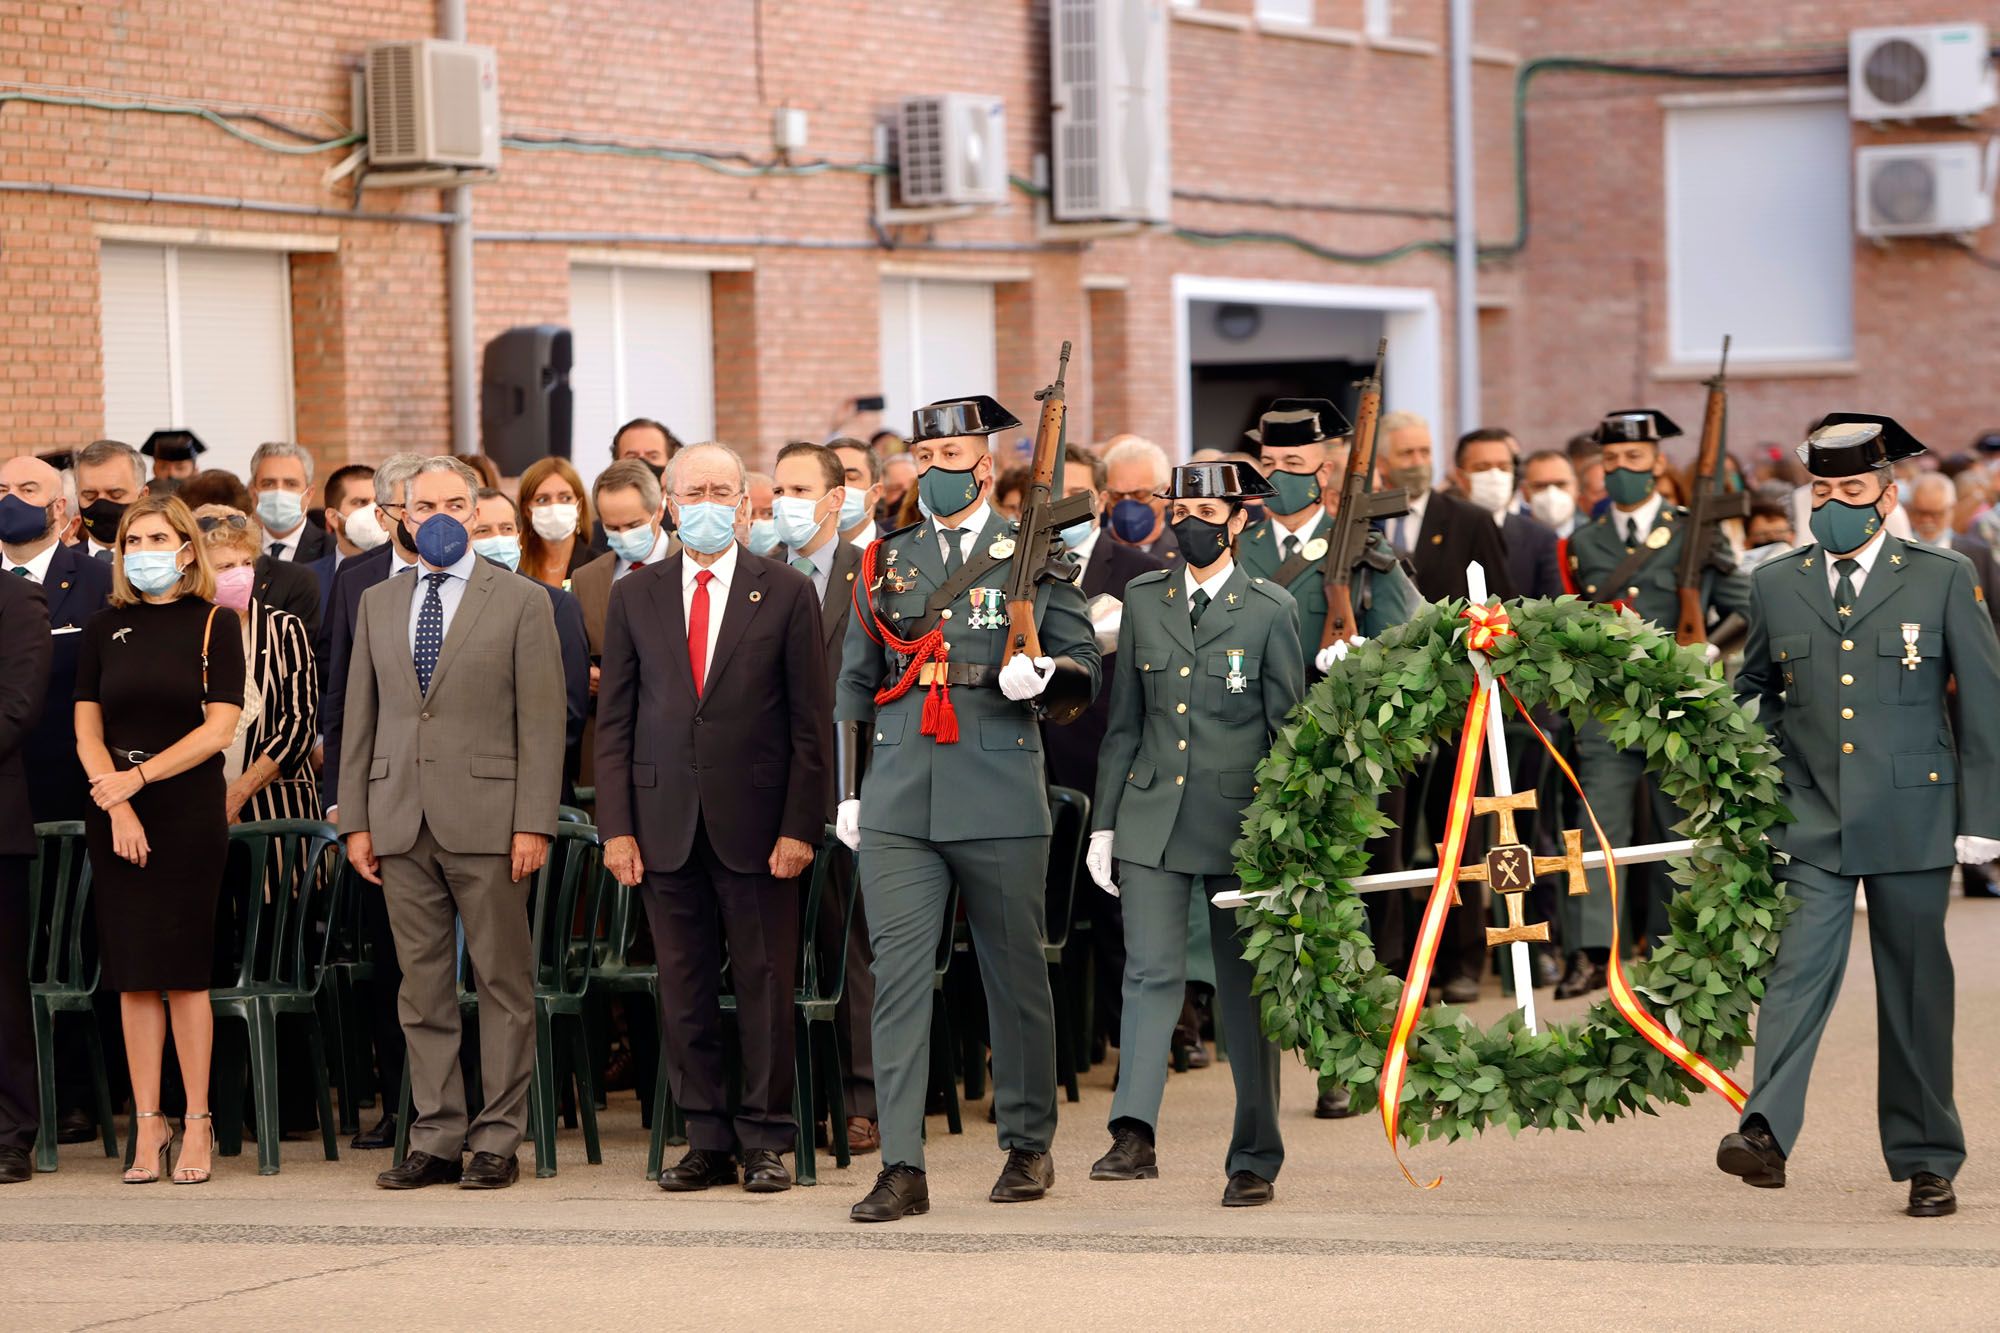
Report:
1676,335,1750,648
1319,338,1409,651
1002,340,1096,666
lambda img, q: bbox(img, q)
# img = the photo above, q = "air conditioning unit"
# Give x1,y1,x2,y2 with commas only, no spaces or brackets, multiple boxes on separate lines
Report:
1849,23,1996,121
896,94,1007,207
365,39,501,170
1051,0,1171,223
1855,140,1998,237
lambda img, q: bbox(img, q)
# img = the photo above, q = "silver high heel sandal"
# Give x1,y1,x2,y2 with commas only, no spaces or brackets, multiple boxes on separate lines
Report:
124,1111,173,1184
172,1112,214,1185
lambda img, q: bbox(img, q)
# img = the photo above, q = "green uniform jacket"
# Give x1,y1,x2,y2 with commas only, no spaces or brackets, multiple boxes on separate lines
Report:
1092,563,1305,874
1736,535,2000,876
1237,516,1417,651
1565,501,1752,627
835,508,1100,843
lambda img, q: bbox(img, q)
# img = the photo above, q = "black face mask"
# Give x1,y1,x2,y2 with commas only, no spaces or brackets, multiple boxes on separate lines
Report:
79,497,127,546
642,460,666,483
1169,514,1233,568
393,514,420,556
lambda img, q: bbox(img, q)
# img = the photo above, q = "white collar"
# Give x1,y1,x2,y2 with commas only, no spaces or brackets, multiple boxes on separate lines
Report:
5,539,59,583
391,545,420,573
1833,528,1891,575
935,500,991,536
418,547,478,582
846,520,878,549
260,518,306,551
683,541,739,590
1611,492,1665,540
1184,557,1236,601
1272,508,1326,545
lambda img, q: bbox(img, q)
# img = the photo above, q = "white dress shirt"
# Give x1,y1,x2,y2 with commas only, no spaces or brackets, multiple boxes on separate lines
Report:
1271,508,1327,559
1825,526,1890,598
614,527,671,581
681,541,739,671
846,519,879,549
4,540,58,584
1609,492,1665,546
261,519,308,561
1066,524,1102,582
934,500,991,565
1184,557,1236,605
406,547,477,656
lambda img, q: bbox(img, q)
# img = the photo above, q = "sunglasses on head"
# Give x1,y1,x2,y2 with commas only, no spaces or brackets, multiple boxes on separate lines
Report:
196,513,251,532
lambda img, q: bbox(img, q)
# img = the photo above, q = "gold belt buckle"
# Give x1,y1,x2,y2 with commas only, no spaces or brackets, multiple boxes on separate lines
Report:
919,662,938,687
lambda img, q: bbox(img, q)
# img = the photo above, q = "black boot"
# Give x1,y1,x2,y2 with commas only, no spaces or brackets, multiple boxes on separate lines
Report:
1554,952,1606,1000
1089,1124,1157,1181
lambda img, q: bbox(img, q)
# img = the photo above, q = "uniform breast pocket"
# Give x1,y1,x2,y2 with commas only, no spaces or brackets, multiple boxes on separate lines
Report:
1877,628,1944,705
1135,650,1169,712
1205,651,1262,720
1771,635,1811,707
883,592,930,634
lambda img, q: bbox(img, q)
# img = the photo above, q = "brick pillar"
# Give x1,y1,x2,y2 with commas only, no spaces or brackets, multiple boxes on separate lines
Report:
290,251,348,470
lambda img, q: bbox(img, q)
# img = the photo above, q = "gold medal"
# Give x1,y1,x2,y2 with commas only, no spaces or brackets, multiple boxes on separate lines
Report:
1645,527,1671,550
989,537,1016,559
1302,537,1328,562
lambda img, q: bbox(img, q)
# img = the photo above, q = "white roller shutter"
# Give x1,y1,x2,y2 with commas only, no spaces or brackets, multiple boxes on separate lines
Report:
878,277,998,432
566,264,716,484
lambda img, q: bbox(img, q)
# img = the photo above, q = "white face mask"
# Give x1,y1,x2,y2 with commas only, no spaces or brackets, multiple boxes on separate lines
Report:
1465,469,1515,515
343,504,390,552
529,502,580,542
1529,486,1577,530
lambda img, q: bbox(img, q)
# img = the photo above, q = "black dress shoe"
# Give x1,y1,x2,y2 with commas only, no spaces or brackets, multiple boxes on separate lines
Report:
990,1147,1054,1202
1089,1126,1157,1181
1554,952,1607,1000
741,1148,793,1193
0,1146,30,1183
350,1113,397,1151
461,1151,519,1189
1715,1121,1786,1188
1962,866,2000,899
658,1147,737,1192
851,1163,929,1222
375,1150,463,1190
1315,1086,1353,1120
1222,1170,1274,1207
1907,1171,1957,1217
56,1108,96,1145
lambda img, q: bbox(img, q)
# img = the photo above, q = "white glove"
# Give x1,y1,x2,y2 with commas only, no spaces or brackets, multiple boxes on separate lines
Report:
1086,829,1118,897
1703,642,1723,665
1087,593,1123,657
1955,835,2000,865
836,799,861,851
999,653,1056,701
1314,635,1367,675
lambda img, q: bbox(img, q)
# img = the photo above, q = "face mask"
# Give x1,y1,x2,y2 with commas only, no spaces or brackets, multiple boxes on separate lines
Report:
1169,514,1233,568
414,513,469,568
123,546,185,596
1265,469,1322,517
772,495,827,550
212,565,256,611
1387,464,1431,499
81,497,127,546
473,534,521,572
676,501,738,556
1529,486,1577,531
1603,466,1655,508
641,460,666,483
1809,494,1885,556
1059,518,1095,550
0,494,52,545
529,502,579,542
255,489,303,533
1895,478,1913,504
839,486,871,532
747,518,780,556
343,504,390,552
917,463,982,519
607,524,658,563
392,512,419,557
1108,498,1158,544
1465,469,1516,515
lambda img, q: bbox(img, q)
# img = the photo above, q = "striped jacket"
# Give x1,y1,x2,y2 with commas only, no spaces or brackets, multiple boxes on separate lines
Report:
242,600,323,823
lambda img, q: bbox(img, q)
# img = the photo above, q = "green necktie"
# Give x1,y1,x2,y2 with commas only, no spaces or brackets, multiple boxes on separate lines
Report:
1834,557,1859,618
791,555,815,576
1190,587,1211,629
6,566,26,578
943,531,964,577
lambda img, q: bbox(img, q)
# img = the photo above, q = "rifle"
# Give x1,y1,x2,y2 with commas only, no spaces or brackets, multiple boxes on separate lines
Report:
1675,335,1750,647
1320,338,1409,650
1003,340,1096,665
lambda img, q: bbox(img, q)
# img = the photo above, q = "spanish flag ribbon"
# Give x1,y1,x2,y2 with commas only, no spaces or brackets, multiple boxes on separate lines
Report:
1460,601,1513,652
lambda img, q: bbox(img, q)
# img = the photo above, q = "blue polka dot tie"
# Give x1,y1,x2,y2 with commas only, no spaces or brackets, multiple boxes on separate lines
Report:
414,570,449,695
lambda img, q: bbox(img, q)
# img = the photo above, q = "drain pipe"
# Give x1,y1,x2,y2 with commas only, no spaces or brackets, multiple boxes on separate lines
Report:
1448,0,1479,436
441,0,477,455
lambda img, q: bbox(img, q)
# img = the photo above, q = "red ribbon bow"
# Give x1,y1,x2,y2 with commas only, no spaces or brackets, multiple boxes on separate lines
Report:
1460,602,1514,652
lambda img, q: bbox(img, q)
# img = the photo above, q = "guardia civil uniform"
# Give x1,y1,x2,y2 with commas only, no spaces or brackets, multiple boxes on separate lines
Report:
1561,410,1750,986
1090,464,1305,1201
1718,414,2000,1218
835,395,1099,1218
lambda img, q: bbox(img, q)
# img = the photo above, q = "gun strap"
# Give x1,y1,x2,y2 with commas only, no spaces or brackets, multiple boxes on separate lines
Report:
1588,540,1665,605
910,546,1011,636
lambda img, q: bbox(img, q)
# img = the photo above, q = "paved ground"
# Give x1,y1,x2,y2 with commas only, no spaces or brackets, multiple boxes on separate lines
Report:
8,897,2000,1331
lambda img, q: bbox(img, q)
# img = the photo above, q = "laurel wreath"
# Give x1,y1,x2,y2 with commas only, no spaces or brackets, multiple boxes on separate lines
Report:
1231,596,1792,1144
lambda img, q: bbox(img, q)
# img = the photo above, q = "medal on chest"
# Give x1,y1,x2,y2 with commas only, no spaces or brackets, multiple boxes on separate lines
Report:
1225,648,1247,694
883,547,916,594
1902,621,1923,670
966,587,1008,630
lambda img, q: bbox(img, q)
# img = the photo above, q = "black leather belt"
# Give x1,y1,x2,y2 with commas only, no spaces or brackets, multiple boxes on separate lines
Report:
896,659,1001,688
110,748,156,767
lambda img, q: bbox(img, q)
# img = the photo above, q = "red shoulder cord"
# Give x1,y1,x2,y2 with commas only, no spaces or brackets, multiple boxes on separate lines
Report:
852,537,960,743
1556,536,1578,596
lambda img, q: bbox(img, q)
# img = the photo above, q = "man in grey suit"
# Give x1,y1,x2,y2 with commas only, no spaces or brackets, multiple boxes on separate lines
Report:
340,456,566,1191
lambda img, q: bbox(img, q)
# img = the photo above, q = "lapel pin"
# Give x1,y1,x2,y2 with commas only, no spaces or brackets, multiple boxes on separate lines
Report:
1890,553,1903,565
113,627,131,643
989,537,1016,559
748,590,763,603
1226,592,1238,604
1430,533,1443,546
1302,537,1328,562
1646,527,1672,550
845,571,855,582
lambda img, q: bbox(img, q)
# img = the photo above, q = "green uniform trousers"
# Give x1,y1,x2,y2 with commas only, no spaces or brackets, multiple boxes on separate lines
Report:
1108,865,1284,1182
1561,724,1678,952
1743,861,1964,1181
860,830,1056,1171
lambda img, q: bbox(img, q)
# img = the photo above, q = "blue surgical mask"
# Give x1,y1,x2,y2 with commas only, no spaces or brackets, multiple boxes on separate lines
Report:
607,525,657,563
747,518,780,556
676,501,738,555
256,489,303,533
772,495,826,550
473,534,520,572
123,545,186,596
1108,498,1157,544
839,486,870,532
1059,518,1095,550
414,513,469,568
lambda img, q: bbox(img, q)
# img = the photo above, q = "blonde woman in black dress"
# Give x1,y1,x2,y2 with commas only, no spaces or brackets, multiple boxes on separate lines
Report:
74,494,244,1184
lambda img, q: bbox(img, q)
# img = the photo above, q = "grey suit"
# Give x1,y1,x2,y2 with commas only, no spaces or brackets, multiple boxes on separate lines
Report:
339,557,566,1160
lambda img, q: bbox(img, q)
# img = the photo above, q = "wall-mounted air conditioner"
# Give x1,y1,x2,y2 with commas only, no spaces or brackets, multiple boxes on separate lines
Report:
365,39,501,171
1849,23,1996,121
1051,0,1171,223
896,94,1007,207
1855,140,1998,237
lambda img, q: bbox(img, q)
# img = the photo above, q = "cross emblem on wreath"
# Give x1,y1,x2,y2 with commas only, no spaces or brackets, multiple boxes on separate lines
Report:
1434,792,1589,948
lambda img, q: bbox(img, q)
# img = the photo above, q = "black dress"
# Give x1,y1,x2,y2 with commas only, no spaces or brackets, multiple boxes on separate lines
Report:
75,596,246,992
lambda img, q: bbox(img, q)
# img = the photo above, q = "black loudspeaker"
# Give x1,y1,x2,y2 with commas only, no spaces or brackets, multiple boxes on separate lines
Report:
481,324,573,475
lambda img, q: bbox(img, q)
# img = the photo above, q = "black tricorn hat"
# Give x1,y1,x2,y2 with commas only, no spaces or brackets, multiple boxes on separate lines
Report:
141,429,208,462
1245,398,1346,451
1797,413,1926,478
1160,461,1276,502
1590,409,1682,445
910,395,1022,442
36,448,73,472
1973,429,2000,454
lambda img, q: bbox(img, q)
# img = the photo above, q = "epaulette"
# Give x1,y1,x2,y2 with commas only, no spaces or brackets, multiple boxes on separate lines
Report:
1246,575,1294,607
1126,567,1173,590
878,519,923,543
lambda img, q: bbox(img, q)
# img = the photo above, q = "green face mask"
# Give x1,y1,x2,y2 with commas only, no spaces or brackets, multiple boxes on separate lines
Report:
1809,496,1884,556
1265,468,1322,517
1603,466,1656,507
917,462,983,519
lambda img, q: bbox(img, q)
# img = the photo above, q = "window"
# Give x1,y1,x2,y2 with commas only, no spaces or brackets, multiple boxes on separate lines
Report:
1665,96,1853,364
1362,0,1390,38
1256,0,1313,23
98,243,295,476
878,277,998,431
567,264,716,483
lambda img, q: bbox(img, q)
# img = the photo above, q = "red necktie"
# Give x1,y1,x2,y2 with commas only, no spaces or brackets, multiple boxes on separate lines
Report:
688,568,713,696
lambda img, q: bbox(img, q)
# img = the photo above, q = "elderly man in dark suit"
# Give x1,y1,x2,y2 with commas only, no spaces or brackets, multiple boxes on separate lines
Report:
0,570,51,1183
598,441,831,1195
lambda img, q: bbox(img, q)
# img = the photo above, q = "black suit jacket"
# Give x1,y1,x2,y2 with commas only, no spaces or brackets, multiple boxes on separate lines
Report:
0,575,51,857
1409,490,1517,604
1044,536,1167,798
1951,531,2000,632
318,541,396,808
267,521,330,565
595,551,830,876
1501,510,1564,601
256,554,321,644
23,542,111,824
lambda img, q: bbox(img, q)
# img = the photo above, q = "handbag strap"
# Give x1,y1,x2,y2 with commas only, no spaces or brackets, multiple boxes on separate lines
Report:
200,603,222,699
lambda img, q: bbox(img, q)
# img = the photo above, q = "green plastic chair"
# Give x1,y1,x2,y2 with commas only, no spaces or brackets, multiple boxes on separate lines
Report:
208,820,346,1175
27,821,119,1172
1043,785,1090,1104
315,863,375,1135
601,880,690,1180
557,805,591,825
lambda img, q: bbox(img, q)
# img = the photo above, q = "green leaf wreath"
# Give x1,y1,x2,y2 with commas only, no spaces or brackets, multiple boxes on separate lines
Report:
1232,595,1792,1144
